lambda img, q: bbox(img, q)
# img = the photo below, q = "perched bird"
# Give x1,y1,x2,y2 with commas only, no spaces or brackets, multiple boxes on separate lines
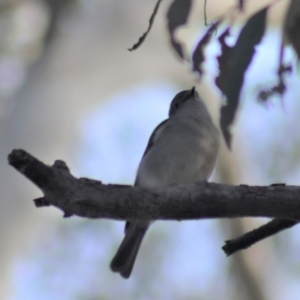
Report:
110,87,219,278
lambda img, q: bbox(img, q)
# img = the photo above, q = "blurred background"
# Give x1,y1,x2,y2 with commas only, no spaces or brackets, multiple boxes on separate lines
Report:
1,0,300,299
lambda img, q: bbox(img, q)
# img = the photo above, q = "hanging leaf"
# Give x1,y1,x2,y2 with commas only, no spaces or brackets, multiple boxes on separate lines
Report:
128,0,164,51
215,28,232,95
192,20,222,77
219,7,268,149
166,0,192,59
258,42,292,101
283,0,300,58
258,68,292,101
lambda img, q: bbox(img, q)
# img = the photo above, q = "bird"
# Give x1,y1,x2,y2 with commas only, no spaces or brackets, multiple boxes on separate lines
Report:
110,87,219,278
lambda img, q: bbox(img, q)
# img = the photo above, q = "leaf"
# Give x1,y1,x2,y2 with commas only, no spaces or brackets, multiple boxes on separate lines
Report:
192,20,222,77
219,7,268,149
283,0,300,58
215,28,232,94
258,43,292,101
128,0,164,51
166,0,192,59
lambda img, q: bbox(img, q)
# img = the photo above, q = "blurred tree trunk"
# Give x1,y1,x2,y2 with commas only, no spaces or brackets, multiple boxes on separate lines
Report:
217,141,269,300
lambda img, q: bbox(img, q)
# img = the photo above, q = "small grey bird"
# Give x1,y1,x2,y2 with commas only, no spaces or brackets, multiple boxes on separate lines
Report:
110,87,219,278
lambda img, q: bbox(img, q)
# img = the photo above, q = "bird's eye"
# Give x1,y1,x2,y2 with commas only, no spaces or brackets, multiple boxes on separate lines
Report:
175,103,179,110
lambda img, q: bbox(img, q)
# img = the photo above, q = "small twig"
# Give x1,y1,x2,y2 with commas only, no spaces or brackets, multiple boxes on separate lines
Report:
204,0,208,25
128,0,163,51
238,0,244,12
222,219,297,256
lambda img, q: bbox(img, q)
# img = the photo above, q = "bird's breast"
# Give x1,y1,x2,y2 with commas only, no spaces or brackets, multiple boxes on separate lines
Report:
135,117,219,188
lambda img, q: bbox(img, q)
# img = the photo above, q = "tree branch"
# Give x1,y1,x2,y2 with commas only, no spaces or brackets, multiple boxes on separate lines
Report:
7,149,300,224
222,218,297,256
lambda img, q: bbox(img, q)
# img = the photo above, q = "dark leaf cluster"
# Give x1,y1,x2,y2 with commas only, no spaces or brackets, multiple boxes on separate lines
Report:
130,0,298,150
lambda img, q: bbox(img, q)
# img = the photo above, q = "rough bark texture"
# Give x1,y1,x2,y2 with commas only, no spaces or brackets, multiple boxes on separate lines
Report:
8,149,300,222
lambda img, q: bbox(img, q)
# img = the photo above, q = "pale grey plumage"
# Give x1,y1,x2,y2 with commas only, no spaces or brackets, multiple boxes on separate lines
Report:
110,87,219,278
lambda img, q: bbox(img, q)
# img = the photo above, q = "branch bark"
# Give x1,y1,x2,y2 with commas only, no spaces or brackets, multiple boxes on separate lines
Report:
7,149,300,223
223,218,297,255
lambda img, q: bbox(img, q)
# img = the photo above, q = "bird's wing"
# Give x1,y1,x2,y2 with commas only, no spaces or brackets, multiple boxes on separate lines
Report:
140,119,169,159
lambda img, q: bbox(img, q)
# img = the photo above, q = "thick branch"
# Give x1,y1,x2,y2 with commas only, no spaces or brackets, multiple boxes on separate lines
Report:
7,149,300,222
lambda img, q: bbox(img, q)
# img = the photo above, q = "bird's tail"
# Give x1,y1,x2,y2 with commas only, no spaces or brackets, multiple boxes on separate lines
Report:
110,221,149,278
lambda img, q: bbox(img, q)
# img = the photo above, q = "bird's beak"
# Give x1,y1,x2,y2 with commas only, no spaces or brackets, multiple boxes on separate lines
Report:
190,86,195,95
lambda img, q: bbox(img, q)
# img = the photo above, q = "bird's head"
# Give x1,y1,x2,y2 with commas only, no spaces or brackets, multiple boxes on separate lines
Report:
169,87,201,117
